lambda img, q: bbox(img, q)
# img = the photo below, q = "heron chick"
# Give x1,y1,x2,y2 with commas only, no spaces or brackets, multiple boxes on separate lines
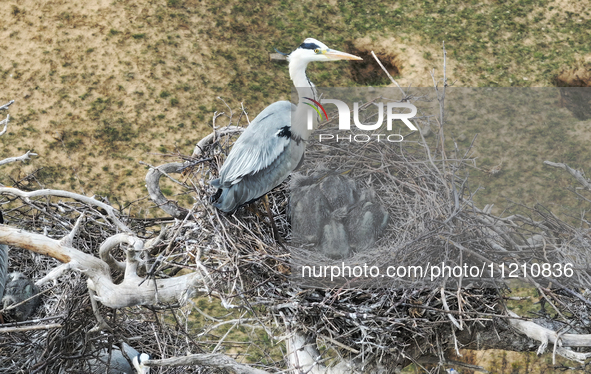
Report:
2,272,40,322
211,38,362,212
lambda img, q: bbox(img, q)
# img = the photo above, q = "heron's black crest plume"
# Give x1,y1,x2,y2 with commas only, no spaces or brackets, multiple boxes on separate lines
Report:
274,47,288,56
299,42,321,50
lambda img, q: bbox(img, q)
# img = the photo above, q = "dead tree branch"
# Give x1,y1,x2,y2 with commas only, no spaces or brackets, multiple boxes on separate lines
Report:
544,160,591,191
0,225,203,309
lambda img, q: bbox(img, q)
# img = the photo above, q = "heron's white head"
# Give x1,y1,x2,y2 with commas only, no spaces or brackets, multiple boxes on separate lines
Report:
288,38,362,63
286,38,362,81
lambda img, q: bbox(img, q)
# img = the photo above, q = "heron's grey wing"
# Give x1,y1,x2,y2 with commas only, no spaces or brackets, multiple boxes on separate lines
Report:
217,101,295,185
213,144,300,212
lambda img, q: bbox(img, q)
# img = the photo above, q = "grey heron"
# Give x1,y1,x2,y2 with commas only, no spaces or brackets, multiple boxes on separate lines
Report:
346,189,389,252
290,174,331,245
320,207,350,259
211,38,362,212
2,272,40,322
0,210,41,322
317,173,358,210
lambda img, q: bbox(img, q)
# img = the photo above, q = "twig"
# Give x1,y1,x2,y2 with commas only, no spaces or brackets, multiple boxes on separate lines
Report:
370,51,405,97
544,161,591,190
0,323,61,333
0,100,14,111
0,186,130,232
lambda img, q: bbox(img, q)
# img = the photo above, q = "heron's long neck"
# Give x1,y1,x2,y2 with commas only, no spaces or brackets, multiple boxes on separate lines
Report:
290,60,317,141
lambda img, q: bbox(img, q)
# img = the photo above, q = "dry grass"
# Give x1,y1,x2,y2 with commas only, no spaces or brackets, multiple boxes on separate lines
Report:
0,0,590,218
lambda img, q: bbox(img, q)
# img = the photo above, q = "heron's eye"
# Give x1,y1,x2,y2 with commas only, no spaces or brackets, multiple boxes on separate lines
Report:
314,48,320,54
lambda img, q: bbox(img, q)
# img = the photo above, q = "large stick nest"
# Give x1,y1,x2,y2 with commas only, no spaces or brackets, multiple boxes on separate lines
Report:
1,97,590,372
176,99,591,366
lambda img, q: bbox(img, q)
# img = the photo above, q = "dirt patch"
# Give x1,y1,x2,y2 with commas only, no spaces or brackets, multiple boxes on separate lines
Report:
547,0,591,16
554,55,591,87
351,36,467,87
569,118,591,143
554,55,591,120
345,47,400,86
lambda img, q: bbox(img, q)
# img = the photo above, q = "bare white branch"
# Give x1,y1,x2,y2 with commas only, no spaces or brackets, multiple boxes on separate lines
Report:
0,186,130,233
286,331,361,374
0,150,38,167
508,311,591,363
99,233,144,273
0,100,14,111
370,51,405,97
192,125,244,158
0,225,204,309
0,114,9,137
544,160,591,191
35,263,72,286
0,100,15,137
60,213,85,247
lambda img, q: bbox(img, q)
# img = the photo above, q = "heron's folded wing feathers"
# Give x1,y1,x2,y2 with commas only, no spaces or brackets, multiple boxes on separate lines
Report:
218,101,294,185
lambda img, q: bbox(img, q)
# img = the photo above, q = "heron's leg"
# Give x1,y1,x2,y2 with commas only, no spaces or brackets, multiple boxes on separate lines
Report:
262,195,284,245
245,202,260,216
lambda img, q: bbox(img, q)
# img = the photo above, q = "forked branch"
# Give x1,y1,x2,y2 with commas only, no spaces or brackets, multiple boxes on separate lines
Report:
0,225,203,309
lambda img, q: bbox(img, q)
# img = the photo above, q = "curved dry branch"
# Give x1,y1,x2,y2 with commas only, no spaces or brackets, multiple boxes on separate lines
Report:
99,233,145,273
0,100,14,112
192,125,244,158
0,101,32,165
0,115,9,137
145,162,189,219
508,311,591,363
0,187,130,232
0,225,203,309
0,100,14,137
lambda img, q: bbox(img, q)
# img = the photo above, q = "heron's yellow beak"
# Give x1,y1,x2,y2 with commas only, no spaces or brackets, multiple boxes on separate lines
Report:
324,49,363,61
